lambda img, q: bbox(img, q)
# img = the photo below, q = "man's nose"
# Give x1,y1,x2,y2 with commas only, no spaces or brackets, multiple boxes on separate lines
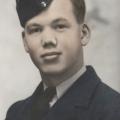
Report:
41,29,57,49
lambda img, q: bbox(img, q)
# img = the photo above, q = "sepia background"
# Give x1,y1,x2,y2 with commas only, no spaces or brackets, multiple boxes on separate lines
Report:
0,0,120,119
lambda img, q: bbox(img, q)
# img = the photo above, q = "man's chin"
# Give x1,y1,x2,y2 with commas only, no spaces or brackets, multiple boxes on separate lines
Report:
40,67,66,76
41,70,62,75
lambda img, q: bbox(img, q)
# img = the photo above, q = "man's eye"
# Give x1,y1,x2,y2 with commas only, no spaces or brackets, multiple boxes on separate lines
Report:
55,24,67,31
28,28,43,34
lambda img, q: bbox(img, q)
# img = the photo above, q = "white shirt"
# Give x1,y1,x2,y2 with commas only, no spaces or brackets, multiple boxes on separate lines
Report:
44,66,86,107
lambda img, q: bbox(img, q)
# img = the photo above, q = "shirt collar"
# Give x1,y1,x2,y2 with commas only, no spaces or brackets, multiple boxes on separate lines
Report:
43,66,86,99
57,66,86,99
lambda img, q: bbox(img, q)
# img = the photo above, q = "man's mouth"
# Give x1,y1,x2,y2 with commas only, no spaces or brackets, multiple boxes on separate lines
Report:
41,52,62,61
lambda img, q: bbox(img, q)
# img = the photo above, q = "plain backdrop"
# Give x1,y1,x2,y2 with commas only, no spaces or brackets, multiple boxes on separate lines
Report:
0,0,120,119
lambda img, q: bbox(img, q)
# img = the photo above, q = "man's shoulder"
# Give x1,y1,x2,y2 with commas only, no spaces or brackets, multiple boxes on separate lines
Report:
97,81,120,98
74,66,120,119
5,96,32,120
88,81,120,119
93,81,120,108
84,66,120,102
85,66,120,109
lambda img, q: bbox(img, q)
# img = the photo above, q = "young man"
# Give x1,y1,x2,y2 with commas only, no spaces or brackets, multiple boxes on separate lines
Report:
5,0,120,120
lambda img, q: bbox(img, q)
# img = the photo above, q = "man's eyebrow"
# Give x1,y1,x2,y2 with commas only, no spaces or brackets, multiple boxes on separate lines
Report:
26,18,69,30
26,23,42,30
52,18,69,24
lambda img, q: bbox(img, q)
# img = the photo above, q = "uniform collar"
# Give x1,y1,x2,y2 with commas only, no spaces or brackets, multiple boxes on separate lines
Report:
55,66,101,108
56,66,86,99
43,66,86,99
42,66,101,120
34,66,101,108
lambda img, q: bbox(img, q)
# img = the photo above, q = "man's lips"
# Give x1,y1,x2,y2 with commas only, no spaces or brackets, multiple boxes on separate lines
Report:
41,51,62,58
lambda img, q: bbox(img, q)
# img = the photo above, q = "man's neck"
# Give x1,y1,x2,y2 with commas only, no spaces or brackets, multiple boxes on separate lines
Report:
40,64,85,87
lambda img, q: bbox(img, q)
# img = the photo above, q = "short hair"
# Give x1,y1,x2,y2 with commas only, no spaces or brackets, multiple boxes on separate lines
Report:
71,0,86,24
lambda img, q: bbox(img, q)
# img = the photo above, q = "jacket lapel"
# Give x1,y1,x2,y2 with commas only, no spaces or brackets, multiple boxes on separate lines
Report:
43,66,101,120
23,82,44,120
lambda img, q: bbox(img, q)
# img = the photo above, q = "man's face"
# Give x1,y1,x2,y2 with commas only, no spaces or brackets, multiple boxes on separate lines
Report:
23,0,89,76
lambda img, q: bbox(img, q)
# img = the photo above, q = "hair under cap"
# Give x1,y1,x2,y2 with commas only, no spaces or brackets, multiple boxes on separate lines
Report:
16,0,53,27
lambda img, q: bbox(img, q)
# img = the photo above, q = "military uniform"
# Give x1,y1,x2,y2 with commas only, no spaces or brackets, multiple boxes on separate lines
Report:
5,66,120,120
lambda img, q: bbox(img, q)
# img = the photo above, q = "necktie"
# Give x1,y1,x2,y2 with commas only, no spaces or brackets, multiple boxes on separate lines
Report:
31,87,56,120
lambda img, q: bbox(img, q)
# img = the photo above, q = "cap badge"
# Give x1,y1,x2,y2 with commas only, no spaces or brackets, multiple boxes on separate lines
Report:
41,1,47,7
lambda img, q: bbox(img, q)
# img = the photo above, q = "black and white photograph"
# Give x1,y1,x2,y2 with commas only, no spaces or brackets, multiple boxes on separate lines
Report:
0,0,120,120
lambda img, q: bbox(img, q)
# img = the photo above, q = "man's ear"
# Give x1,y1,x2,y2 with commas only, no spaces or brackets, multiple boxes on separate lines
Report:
22,31,29,52
80,23,91,46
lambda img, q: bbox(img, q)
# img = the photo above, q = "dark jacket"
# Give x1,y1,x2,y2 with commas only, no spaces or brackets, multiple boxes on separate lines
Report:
5,66,120,120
